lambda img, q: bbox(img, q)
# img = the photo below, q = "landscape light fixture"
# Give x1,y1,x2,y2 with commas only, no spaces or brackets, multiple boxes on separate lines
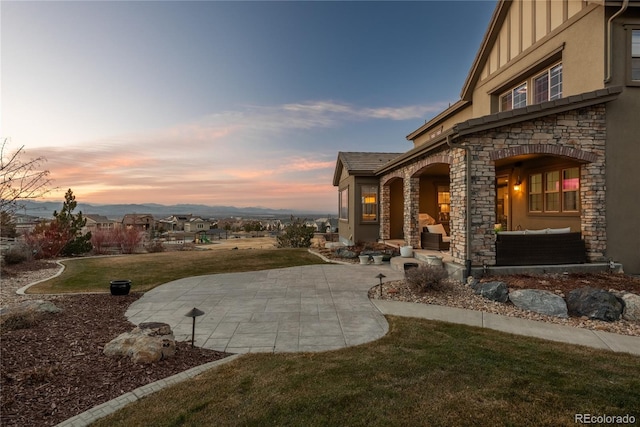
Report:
376,273,386,297
185,307,205,348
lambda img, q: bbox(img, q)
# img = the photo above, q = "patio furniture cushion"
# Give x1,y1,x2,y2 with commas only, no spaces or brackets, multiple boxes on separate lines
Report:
426,223,447,236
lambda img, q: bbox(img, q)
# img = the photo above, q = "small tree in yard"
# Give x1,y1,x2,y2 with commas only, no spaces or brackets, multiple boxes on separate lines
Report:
277,216,315,248
119,227,143,254
24,220,70,259
25,189,92,258
54,189,92,256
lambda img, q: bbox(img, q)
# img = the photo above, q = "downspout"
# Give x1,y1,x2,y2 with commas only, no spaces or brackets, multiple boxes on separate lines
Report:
447,134,473,279
604,0,629,83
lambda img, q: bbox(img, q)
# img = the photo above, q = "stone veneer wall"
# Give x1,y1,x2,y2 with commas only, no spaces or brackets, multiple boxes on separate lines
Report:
379,104,607,266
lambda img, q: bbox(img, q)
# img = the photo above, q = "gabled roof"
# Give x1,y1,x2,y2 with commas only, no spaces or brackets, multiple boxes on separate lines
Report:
460,0,508,101
85,214,112,223
406,1,505,142
332,152,402,186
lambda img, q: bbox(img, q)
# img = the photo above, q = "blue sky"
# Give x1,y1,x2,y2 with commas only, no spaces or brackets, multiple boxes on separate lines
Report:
1,1,495,212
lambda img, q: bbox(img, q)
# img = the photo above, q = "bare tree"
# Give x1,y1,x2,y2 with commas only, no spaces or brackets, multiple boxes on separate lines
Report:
0,138,52,213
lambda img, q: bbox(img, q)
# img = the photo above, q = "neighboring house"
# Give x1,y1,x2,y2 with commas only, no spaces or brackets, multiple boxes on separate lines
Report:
184,217,212,232
334,0,640,274
122,214,155,231
84,214,117,233
12,214,44,235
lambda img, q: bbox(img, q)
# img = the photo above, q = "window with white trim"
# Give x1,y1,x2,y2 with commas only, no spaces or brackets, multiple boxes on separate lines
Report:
528,166,579,213
534,64,563,104
361,185,378,222
500,63,563,112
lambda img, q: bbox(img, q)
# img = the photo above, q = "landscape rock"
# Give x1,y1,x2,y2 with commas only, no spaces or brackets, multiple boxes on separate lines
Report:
471,281,509,303
566,287,623,322
103,321,176,364
0,300,62,316
509,289,568,318
620,292,640,321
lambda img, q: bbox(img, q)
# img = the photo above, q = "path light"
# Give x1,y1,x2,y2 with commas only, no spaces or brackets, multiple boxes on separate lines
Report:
185,307,205,348
376,273,386,298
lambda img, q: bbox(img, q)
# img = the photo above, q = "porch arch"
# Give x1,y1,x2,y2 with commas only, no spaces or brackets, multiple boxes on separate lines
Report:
489,144,599,163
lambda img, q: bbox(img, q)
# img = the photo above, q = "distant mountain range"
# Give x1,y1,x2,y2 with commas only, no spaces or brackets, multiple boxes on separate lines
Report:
15,200,332,220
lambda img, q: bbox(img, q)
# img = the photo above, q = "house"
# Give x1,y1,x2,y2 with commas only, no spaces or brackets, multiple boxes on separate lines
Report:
84,214,117,232
334,0,640,274
121,214,155,231
183,217,212,232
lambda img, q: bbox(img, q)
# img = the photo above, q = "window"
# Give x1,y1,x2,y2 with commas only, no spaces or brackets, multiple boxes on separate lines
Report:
501,82,527,112
632,29,640,81
528,167,579,213
545,171,560,212
534,64,562,104
500,63,562,111
339,187,349,220
361,185,378,222
529,173,543,212
562,168,580,211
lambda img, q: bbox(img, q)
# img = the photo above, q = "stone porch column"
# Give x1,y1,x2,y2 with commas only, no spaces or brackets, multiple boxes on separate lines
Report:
581,160,607,262
403,174,420,248
379,182,391,241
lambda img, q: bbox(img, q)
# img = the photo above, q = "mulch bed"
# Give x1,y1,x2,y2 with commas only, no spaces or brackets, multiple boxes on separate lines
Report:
0,293,232,427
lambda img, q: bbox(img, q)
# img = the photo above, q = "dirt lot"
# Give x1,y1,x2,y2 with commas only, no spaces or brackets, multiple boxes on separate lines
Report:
197,236,277,251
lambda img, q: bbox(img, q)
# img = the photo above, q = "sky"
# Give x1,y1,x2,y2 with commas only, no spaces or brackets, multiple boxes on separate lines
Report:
1,0,495,213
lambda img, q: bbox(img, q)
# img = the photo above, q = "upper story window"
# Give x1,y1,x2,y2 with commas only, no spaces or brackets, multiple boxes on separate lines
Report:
632,29,640,82
361,185,378,222
500,63,562,112
534,64,563,104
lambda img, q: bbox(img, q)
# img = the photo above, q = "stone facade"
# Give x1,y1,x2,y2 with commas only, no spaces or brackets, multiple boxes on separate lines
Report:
379,104,608,267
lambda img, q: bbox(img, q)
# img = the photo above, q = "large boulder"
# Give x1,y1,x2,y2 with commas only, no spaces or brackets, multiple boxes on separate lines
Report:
471,281,509,303
566,287,624,322
509,289,568,318
104,322,176,364
619,292,640,321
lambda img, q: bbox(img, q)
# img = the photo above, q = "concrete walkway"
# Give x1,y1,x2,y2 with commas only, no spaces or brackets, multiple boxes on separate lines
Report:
126,263,640,356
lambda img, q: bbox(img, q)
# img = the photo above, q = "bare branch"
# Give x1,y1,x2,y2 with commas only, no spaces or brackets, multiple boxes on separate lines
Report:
0,138,53,213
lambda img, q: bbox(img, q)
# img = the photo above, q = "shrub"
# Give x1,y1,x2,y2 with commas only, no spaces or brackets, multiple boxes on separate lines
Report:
277,216,315,248
405,265,448,292
2,245,31,265
0,310,40,331
145,240,165,253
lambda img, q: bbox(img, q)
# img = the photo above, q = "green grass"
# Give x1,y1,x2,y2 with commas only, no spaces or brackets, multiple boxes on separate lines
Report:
28,249,326,294
93,316,640,426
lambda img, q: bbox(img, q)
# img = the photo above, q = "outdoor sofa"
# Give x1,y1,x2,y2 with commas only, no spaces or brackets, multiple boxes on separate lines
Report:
495,228,587,266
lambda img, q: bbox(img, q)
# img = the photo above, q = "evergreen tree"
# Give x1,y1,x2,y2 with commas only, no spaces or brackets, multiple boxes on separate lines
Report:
54,189,92,256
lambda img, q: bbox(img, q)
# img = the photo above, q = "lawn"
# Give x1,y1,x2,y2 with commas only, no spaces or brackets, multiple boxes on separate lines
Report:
28,248,326,294
93,315,640,427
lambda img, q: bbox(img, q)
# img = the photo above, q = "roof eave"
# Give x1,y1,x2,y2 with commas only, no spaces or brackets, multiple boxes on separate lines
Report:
454,86,623,136
405,100,469,141
377,129,455,175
